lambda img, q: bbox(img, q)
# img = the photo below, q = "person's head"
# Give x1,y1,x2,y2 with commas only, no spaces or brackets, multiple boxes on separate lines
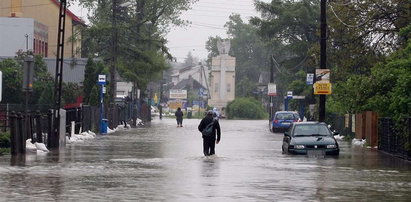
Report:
206,110,213,117
177,107,181,111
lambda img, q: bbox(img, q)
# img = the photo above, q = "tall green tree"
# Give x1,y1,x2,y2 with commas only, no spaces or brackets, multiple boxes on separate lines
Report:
83,58,106,104
250,0,320,103
206,14,272,97
78,0,197,93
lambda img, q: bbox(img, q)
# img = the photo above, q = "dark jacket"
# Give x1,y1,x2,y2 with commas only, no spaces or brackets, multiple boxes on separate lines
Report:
198,116,221,141
175,110,183,120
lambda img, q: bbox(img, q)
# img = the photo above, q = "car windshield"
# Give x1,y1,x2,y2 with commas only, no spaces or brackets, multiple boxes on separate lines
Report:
276,113,295,120
293,124,331,137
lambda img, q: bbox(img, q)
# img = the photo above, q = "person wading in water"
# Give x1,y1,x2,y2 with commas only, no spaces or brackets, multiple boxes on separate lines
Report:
175,107,184,127
198,110,221,156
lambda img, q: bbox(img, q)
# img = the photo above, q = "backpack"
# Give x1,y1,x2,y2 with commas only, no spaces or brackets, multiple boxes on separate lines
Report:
202,120,215,136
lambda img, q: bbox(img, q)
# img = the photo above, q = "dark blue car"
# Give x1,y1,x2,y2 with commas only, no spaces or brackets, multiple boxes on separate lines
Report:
271,111,301,133
282,122,340,156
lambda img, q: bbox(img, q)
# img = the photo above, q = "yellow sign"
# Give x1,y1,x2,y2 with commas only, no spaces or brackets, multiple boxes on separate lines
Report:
314,83,332,95
168,101,183,110
154,93,158,104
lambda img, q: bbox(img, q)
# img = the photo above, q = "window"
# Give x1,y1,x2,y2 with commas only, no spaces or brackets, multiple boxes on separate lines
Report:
45,43,48,57
293,125,330,136
33,39,36,53
215,83,219,92
227,84,231,92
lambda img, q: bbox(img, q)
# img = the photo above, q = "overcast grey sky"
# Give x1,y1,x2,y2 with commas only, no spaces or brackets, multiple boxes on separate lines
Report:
69,0,270,62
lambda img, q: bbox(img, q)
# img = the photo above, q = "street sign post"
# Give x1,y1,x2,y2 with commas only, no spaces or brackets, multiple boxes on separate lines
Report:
98,75,107,134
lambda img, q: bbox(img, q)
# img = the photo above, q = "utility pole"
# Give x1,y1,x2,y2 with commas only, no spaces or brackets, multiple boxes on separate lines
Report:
109,0,119,129
25,34,28,51
319,0,327,122
159,72,164,120
269,55,274,120
51,0,67,149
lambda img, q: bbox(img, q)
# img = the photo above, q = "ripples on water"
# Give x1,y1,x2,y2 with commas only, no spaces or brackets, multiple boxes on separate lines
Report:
0,118,410,201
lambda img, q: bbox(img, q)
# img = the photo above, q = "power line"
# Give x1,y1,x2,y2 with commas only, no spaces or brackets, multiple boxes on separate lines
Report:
190,8,256,16
196,5,257,12
168,45,206,48
329,0,358,7
0,3,53,10
328,2,371,28
190,23,227,30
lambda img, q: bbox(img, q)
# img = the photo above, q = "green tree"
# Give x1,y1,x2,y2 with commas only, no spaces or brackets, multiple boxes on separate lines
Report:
62,82,82,105
184,51,197,66
226,97,268,120
332,25,411,118
89,85,100,106
38,82,54,106
83,59,106,104
78,0,198,92
0,59,23,103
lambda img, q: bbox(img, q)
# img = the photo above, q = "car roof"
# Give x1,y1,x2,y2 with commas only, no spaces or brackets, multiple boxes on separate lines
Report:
275,111,298,114
292,121,326,125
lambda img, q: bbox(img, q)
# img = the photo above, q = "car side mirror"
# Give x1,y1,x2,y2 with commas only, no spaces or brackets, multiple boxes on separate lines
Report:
284,132,290,137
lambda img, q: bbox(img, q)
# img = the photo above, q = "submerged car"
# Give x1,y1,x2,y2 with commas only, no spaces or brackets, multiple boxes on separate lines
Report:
271,111,301,132
282,122,340,155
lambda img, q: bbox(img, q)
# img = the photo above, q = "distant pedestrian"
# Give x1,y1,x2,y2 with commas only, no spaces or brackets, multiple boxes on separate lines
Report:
198,110,221,156
213,107,220,120
175,107,184,127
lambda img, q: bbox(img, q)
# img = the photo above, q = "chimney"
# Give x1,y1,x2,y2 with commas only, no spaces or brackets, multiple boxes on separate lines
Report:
10,0,23,17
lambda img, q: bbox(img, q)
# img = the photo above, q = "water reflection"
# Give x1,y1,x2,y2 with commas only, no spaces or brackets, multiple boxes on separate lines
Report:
0,118,410,201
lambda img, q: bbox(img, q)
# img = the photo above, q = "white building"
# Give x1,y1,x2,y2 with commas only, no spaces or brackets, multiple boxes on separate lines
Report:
0,17,48,57
116,82,133,98
170,64,209,89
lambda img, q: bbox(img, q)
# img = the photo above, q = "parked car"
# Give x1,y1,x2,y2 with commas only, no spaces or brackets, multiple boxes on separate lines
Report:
271,111,301,132
282,122,340,155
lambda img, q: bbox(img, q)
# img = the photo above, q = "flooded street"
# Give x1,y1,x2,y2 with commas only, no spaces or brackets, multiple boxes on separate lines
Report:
0,118,410,201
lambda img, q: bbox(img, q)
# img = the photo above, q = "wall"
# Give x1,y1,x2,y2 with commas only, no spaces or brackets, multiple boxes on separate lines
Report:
0,18,34,56
0,0,80,58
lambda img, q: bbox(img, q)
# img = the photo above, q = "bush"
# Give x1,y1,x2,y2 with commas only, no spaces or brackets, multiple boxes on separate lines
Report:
226,97,268,120
0,132,10,148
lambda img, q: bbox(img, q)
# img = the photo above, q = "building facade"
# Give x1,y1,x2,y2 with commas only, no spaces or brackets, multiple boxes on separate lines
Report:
0,18,48,56
0,0,85,58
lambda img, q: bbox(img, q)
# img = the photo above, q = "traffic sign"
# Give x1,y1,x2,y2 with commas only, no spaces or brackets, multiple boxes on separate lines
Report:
287,91,293,98
306,73,314,85
314,83,332,95
98,75,106,85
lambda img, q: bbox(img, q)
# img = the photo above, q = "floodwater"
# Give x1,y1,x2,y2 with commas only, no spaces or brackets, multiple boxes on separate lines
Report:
0,118,410,201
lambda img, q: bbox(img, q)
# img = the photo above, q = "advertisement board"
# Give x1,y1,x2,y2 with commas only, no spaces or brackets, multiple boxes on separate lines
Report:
267,83,277,96
168,100,184,110
314,83,332,95
170,89,187,99
315,69,330,83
